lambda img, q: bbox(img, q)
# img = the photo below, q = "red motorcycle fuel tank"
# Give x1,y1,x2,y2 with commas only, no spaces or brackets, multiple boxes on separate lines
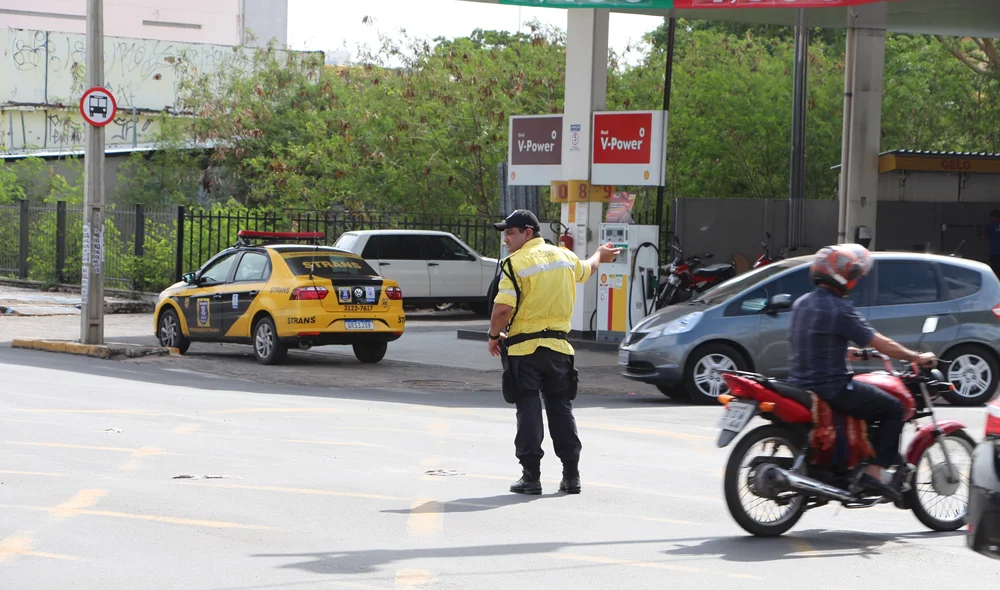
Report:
853,372,916,421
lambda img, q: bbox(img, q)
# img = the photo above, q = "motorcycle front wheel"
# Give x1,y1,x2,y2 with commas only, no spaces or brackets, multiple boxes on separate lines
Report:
904,430,975,532
724,425,807,537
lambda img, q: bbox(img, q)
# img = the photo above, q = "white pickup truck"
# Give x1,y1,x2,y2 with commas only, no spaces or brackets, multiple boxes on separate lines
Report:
332,230,499,315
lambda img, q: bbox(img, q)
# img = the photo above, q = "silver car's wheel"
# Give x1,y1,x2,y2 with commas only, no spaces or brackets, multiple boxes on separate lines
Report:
684,343,747,404
694,354,737,397
942,346,999,406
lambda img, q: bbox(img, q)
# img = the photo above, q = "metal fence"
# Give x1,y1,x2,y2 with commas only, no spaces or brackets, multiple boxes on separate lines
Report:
1,200,177,292
5,200,672,293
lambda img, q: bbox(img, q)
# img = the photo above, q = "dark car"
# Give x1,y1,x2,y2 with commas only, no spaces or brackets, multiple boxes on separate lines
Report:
968,397,1000,558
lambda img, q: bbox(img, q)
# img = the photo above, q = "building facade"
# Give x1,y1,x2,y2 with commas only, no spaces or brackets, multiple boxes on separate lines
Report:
0,0,288,47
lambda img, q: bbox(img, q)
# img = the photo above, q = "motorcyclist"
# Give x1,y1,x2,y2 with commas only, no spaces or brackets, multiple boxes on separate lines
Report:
788,244,937,500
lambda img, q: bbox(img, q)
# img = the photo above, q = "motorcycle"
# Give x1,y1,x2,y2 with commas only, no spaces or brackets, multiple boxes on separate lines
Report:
717,315,975,537
752,232,785,269
654,237,735,309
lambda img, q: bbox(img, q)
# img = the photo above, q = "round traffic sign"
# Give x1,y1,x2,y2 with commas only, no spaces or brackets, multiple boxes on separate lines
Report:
79,87,118,127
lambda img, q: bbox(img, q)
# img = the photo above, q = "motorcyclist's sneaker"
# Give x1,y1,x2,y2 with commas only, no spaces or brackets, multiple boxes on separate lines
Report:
890,463,915,493
510,469,542,495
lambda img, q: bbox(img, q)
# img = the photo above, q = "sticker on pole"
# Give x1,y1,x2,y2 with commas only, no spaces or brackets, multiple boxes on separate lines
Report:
79,87,118,127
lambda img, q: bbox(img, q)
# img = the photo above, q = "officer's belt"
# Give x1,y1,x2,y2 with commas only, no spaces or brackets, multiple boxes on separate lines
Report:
504,329,568,347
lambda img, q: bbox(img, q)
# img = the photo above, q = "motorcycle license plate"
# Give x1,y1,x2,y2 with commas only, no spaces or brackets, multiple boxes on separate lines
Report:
717,400,756,433
618,350,629,365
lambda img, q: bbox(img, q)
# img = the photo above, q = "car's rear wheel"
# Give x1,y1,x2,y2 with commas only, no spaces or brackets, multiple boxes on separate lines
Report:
353,342,388,364
941,345,999,406
157,308,190,354
684,343,747,405
253,316,287,365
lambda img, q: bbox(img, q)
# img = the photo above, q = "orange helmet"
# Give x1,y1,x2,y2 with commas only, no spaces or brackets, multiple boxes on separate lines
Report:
810,244,873,296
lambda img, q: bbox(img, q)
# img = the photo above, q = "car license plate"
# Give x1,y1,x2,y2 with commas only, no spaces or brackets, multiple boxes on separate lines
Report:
716,400,756,433
618,350,629,365
345,320,374,331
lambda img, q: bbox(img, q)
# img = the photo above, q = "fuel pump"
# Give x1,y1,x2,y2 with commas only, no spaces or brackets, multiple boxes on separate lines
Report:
596,223,660,343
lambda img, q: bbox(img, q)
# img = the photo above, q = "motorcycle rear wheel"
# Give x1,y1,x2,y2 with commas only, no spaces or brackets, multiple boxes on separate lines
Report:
724,425,807,537
904,430,975,532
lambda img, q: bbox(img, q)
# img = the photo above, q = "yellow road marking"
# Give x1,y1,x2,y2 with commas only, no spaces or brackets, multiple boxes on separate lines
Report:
405,498,443,536
0,536,79,562
16,409,161,416
3,442,136,453
121,447,167,471
427,420,449,438
171,423,202,434
198,483,406,502
456,474,718,502
0,503,270,530
206,408,341,414
3,441,178,456
0,470,65,477
394,569,437,586
576,421,714,442
282,439,390,449
553,553,763,580
51,489,106,517
787,537,816,554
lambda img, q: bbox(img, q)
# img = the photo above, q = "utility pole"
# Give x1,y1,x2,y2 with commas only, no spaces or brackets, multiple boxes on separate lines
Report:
81,0,106,344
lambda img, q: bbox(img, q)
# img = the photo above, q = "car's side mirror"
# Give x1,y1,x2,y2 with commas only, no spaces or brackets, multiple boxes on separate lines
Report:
768,293,793,312
922,316,939,334
182,272,199,285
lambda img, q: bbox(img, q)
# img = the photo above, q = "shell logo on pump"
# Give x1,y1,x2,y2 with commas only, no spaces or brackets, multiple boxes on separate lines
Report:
600,273,607,284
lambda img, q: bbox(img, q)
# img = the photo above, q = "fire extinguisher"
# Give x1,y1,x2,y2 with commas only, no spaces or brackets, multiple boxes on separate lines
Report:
554,222,573,250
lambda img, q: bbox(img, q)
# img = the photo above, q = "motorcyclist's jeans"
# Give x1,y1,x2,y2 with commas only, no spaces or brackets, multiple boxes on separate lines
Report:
827,379,904,468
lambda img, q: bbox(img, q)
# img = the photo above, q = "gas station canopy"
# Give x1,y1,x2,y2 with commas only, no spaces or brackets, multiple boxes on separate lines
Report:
483,0,1000,38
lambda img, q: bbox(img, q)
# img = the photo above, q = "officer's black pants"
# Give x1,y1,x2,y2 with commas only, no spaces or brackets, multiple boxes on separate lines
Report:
509,347,582,474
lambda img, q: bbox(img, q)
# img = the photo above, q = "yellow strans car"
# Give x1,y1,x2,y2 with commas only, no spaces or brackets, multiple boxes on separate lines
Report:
154,231,405,364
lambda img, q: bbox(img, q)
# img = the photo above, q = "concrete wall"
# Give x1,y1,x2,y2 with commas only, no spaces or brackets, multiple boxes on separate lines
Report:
877,170,1000,203
672,198,838,266
673,197,999,268
0,1,287,47
1,28,316,154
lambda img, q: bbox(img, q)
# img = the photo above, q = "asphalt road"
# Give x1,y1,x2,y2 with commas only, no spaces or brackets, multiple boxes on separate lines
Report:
1,346,996,589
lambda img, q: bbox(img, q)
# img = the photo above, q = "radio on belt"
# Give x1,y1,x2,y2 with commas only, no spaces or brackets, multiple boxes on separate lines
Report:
596,223,659,343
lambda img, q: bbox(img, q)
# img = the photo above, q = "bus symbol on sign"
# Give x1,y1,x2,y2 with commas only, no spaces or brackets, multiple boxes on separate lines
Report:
79,87,118,127
88,95,107,117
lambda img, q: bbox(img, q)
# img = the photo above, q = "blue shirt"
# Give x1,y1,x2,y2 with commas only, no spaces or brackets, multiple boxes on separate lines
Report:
986,222,1000,255
788,287,876,400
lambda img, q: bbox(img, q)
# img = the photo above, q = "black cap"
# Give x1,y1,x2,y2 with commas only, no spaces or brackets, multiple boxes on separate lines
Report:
493,209,541,232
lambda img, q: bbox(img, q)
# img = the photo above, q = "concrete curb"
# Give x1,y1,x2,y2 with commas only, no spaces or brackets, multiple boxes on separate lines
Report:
11,339,175,359
455,329,619,353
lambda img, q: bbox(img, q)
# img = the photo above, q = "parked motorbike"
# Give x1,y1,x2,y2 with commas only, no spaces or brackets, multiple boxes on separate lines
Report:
717,315,974,537
752,232,785,269
654,237,735,309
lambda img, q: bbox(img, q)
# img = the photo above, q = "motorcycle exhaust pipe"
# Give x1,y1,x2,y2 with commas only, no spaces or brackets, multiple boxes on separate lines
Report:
762,465,855,503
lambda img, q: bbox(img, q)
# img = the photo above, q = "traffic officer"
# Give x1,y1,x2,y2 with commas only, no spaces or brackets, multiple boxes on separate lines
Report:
487,209,621,495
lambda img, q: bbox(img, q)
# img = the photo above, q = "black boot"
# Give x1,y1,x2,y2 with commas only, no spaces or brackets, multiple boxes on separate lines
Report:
510,469,542,495
559,468,581,494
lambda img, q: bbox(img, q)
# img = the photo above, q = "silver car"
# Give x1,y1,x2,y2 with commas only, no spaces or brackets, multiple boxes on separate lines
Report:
620,252,1000,406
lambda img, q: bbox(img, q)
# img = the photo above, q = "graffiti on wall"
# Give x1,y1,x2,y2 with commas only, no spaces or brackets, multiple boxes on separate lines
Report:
1,109,165,152
1,29,315,154
2,29,240,110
